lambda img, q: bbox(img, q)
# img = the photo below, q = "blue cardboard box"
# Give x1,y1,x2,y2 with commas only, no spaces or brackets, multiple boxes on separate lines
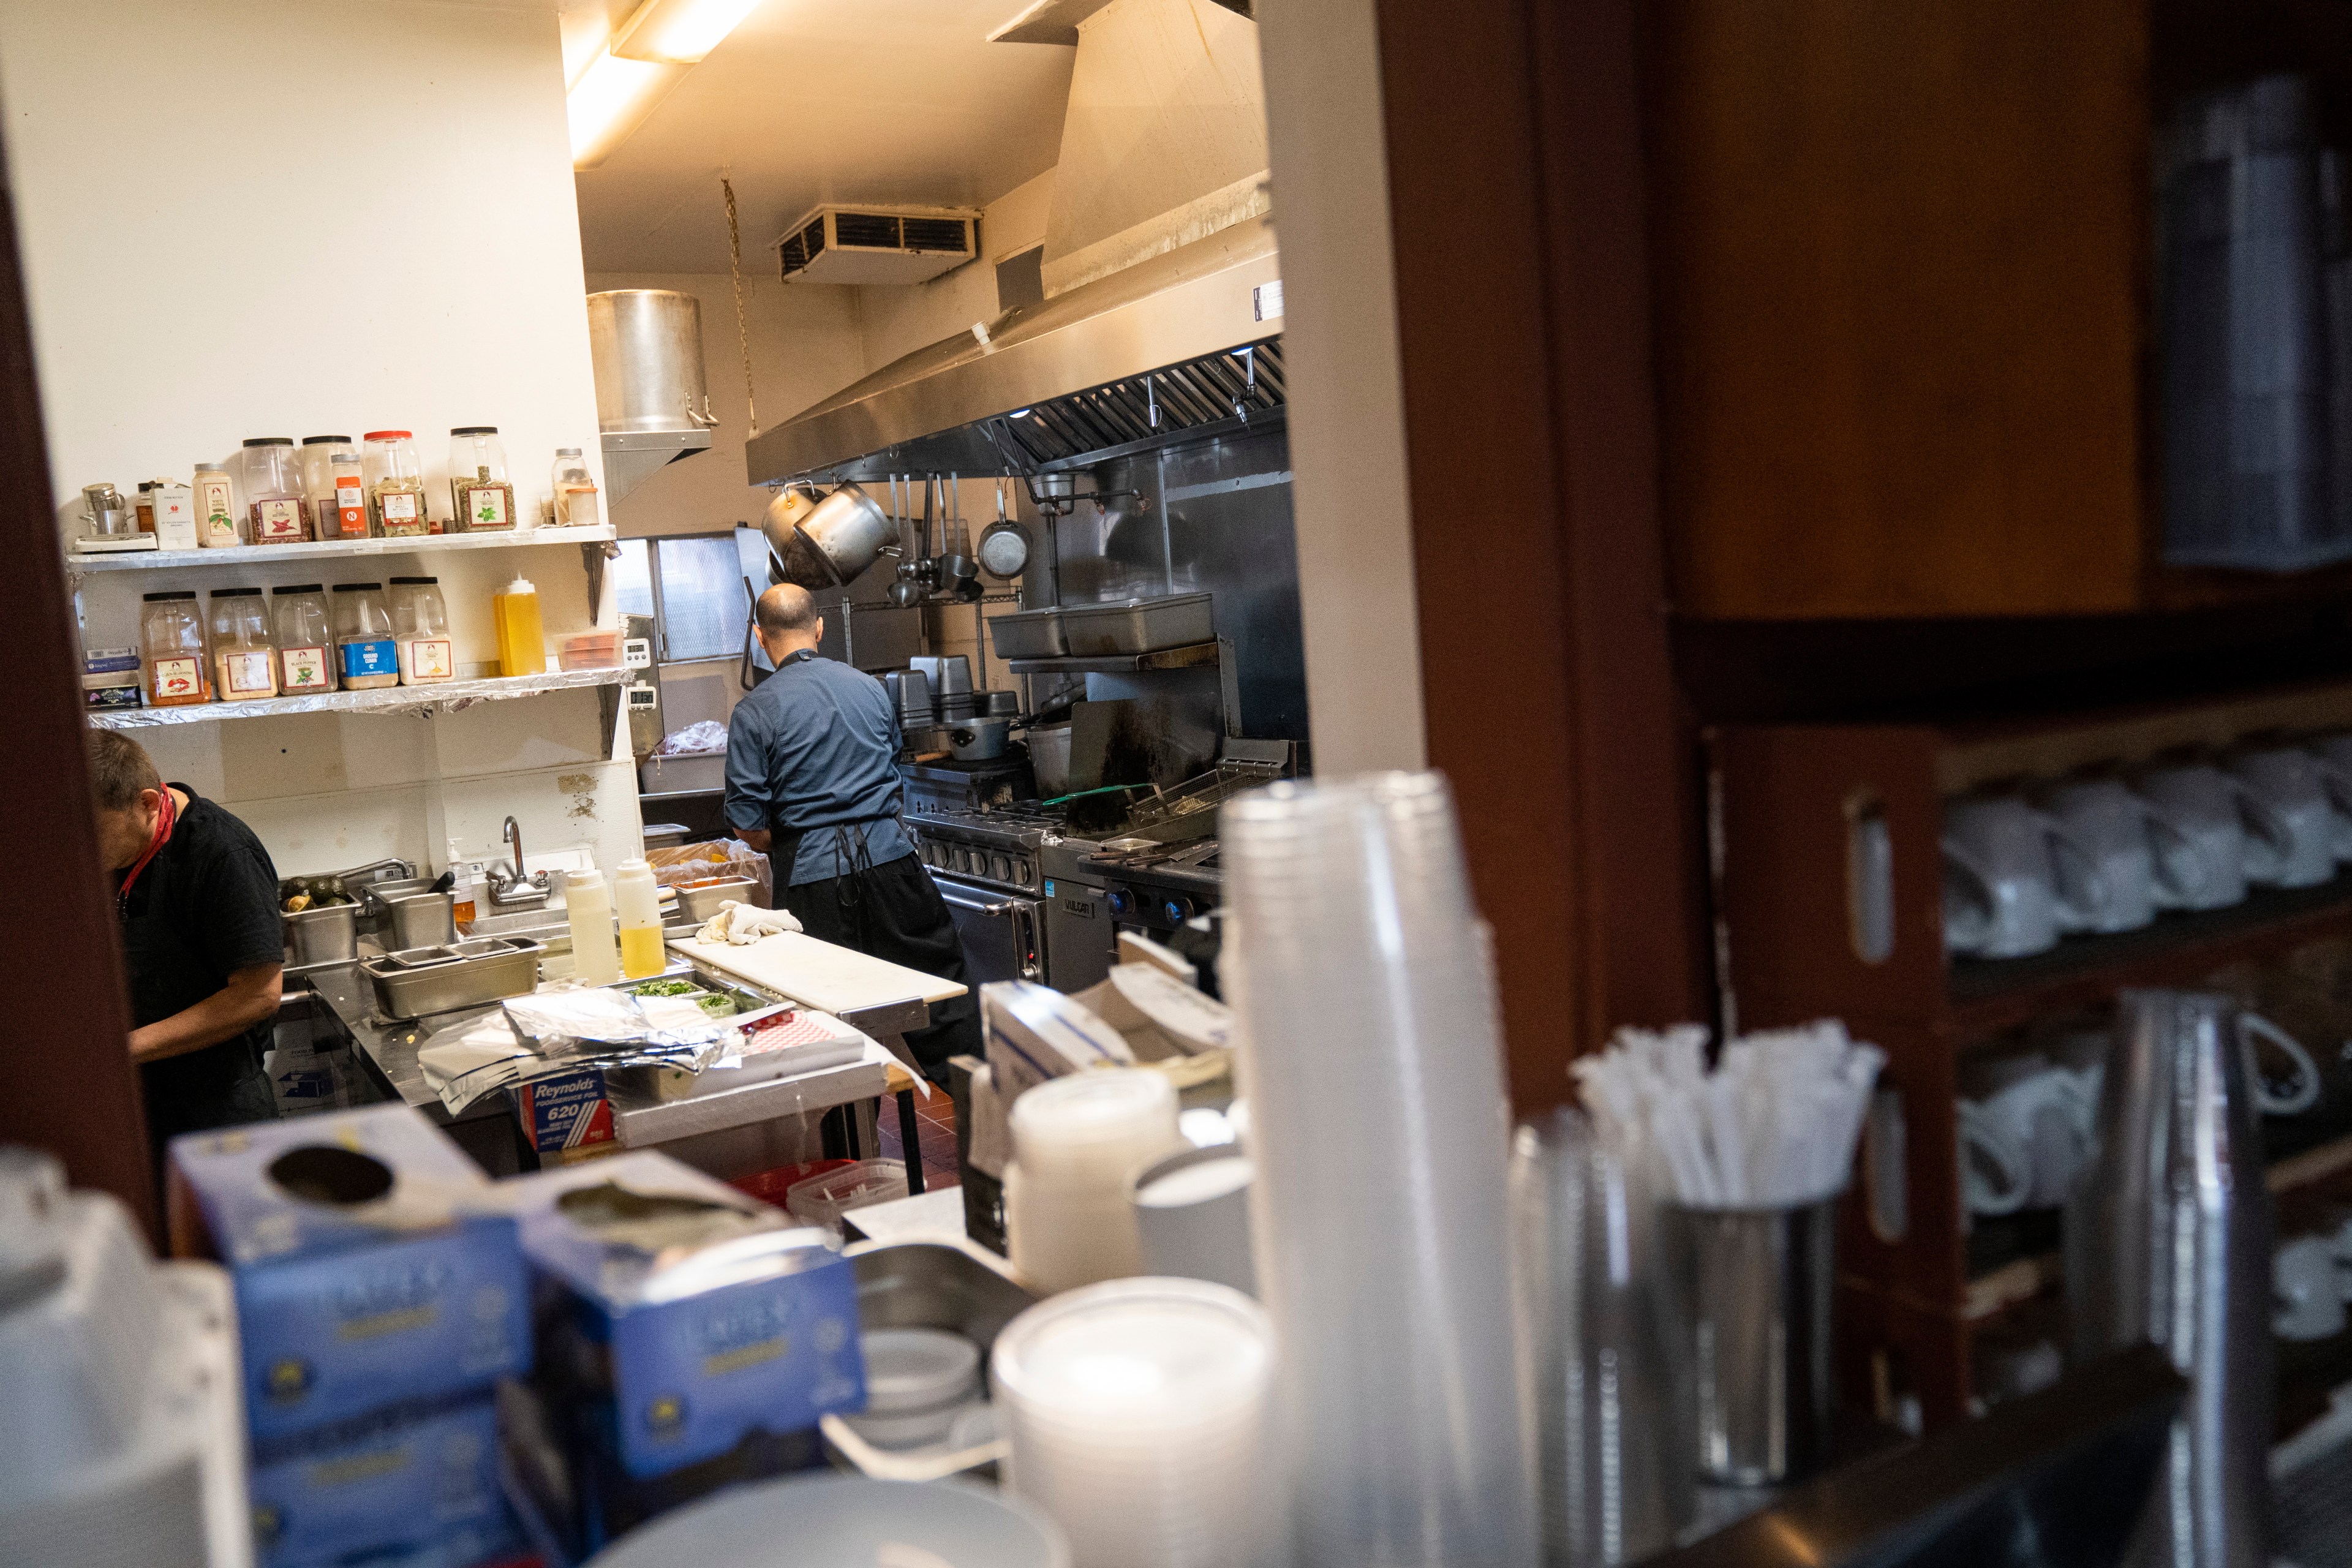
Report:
249,1395,517,1568
168,1103,532,1441
497,1152,865,1480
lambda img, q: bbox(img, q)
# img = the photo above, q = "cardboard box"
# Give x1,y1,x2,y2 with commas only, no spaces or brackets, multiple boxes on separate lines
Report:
496,1152,866,1480
979,978,1134,1099
248,1395,516,1568
506,1069,616,1163
168,1104,532,1441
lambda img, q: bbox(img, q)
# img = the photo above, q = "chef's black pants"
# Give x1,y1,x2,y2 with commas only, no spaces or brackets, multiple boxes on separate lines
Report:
782,852,980,1077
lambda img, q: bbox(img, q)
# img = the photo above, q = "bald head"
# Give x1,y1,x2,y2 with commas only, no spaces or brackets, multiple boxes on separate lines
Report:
754,583,823,662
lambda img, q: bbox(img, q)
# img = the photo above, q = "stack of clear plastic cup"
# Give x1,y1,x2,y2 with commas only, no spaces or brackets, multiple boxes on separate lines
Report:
991,1277,1282,1568
1222,772,1539,1568
1512,1109,1693,1565
1005,1068,1183,1295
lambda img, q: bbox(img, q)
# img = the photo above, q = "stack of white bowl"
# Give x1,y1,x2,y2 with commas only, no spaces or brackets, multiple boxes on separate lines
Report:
991,1277,1281,1568
1005,1068,1182,1295
1221,771,1539,1568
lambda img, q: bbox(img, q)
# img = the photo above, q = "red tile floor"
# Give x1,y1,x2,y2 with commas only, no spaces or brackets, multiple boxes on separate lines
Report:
878,1087,961,1191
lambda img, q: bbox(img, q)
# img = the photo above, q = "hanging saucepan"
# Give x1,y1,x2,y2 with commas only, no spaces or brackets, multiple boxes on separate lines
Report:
978,475,1033,579
763,481,893,589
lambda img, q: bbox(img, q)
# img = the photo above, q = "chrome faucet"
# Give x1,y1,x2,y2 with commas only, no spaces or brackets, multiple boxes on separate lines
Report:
484,815,551,908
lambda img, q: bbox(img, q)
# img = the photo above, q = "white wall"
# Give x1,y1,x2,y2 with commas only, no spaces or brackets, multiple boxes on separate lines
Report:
1256,0,1426,775
851,169,1057,372
1,0,642,878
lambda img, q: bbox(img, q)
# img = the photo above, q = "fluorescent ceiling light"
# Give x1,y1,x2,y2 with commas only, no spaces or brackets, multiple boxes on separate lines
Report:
568,49,685,168
611,0,764,66
570,0,761,168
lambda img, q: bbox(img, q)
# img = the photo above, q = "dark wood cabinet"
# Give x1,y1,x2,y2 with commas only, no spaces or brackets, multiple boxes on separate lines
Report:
1711,680,2352,1427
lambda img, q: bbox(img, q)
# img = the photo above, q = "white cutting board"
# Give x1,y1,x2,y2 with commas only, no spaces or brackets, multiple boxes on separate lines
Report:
669,930,967,1016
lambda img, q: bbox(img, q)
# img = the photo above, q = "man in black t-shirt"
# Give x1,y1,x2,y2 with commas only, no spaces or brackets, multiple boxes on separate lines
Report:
86,730,282,1173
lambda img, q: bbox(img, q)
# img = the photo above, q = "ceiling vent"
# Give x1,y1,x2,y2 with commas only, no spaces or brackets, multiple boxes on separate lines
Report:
776,206,981,285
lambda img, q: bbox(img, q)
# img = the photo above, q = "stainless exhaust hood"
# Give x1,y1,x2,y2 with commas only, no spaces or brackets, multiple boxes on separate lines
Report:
745,0,1279,486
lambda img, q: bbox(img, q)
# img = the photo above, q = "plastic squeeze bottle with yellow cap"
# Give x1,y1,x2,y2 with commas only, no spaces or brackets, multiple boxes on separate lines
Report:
493,575,545,678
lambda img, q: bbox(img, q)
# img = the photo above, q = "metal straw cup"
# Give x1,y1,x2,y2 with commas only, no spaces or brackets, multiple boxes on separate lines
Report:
1662,1195,1839,1487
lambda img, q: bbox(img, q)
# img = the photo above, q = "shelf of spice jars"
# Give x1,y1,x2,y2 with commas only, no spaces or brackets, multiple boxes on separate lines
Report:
86,666,629,729
64,524,616,571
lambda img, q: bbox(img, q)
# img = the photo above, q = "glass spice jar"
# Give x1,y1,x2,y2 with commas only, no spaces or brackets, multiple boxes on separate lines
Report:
241,437,310,543
333,582,401,689
364,431,430,537
447,427,516,532
550,447,599,527
389,576,454,685
208,587,278,700
141,590,212,706
271,584,336,693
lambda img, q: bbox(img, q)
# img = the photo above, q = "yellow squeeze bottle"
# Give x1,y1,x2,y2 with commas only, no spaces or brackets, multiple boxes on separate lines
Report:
493,575,545,677
614,857,665,979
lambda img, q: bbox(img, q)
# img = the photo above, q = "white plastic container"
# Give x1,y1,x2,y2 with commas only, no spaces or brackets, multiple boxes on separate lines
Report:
784,1158,910,1235
1003,1068,1181,1295
614,857,664,979
566,869,620,986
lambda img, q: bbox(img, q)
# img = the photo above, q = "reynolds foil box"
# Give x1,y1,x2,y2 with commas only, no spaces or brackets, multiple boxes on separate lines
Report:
497,1152,865,1479
168,1103,532,1441
507,1068,616,1162
248,1395,513,1568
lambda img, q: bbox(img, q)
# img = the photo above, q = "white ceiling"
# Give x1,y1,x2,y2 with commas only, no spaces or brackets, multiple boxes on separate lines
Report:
572,0,1075,274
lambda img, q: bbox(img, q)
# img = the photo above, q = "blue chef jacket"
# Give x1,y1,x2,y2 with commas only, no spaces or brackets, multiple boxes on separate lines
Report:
723,649,916,886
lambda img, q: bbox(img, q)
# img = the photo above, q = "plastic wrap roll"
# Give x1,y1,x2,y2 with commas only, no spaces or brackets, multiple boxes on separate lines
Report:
1224,772,1537,1568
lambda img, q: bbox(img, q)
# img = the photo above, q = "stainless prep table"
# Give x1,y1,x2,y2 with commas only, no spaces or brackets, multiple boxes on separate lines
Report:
291,951,932,1183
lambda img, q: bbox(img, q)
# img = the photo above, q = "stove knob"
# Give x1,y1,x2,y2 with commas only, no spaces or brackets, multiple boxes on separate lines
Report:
1014,856,1032,885
1161,895,1195,925
957,847,978,875
1106,886,1137,919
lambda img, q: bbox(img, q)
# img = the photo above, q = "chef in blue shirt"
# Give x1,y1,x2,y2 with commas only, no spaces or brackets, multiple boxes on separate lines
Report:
725,583,978,1074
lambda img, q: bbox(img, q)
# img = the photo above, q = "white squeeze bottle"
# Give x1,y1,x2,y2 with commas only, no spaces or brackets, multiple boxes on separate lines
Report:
614,858,665,979
567,868,622,985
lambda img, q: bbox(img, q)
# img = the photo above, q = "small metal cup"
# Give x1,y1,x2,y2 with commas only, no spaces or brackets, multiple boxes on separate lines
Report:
1663,1194,1840,1486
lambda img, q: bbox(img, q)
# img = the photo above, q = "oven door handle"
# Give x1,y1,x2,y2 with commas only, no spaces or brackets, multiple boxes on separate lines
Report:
933,880,1043,981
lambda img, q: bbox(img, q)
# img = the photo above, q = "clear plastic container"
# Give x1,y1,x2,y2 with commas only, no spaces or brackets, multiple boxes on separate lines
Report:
388,576,454,685
551,447,599,527
194,464,243,548
331,582,399,689
363,431,429,537
141,590,211,705
493,576,545,677
614,857,664,978
448,426,516,532
271,584,336,693
207,587,277,699
300,436,354,537
240,437,309,543
784,1159,910,1234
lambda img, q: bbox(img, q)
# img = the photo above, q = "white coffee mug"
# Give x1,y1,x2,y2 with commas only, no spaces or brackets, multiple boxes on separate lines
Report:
2301,734,2352,861
1943,796,2111,959
2275,1235,2348,1341
2045,777,2214,932
2230,747,2343,888
2138,762,2291,909
1959,1066,2097,1214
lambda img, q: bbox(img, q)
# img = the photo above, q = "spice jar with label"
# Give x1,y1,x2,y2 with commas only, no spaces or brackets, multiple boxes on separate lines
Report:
271,584,336,693
141,590,212,706
301,437,361,540
364,431,430,537
208,587,279,700
194,464,243,548
447,428,518,533
322,444,368,540
241,437,310,543
333,582,401,689
390,576,454,685
550,448,599,527
134,482,156,535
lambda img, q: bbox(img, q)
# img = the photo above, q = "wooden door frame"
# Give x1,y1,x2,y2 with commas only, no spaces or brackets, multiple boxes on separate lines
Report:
1373,0,1705,1108
0,139,155,1235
